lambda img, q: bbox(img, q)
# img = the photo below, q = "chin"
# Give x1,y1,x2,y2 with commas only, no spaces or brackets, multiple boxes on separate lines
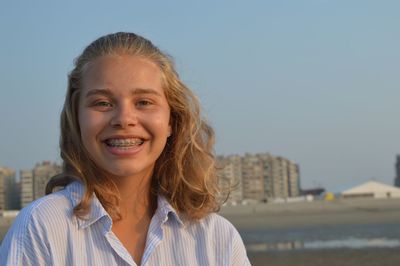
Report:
106,163,154,179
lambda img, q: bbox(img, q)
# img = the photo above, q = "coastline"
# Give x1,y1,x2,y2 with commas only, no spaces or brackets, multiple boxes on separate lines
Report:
219,198,400,230
219,198,400,266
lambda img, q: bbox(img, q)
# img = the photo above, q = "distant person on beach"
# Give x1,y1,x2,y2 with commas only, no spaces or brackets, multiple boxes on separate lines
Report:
0,32,250,265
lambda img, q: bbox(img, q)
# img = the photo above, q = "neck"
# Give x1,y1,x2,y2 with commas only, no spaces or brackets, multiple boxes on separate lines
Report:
113,172,157,220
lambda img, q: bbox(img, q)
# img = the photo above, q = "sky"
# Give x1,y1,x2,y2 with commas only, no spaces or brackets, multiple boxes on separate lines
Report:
0,1,399,192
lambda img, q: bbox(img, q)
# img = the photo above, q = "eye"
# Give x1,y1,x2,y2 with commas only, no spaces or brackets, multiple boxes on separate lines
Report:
136,99,153,107
91,100,113,110
95,101,112,107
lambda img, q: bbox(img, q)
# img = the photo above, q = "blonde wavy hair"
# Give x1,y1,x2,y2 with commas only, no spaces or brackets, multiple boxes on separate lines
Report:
46,32,220,221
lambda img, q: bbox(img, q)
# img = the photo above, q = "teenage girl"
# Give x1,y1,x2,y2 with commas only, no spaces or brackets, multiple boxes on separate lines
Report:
0,32,250,266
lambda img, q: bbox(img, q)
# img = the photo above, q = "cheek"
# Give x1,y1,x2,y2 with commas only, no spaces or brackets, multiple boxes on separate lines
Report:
152,113,171,134
78,111,88,134
78,117,91,150
78,111,103,144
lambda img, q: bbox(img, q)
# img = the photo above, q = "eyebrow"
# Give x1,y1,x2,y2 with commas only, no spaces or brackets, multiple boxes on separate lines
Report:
84,88,162,98
84,88,113,98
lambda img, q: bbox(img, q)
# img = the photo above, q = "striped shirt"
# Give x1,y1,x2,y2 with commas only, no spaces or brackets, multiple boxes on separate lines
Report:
0,181,250,265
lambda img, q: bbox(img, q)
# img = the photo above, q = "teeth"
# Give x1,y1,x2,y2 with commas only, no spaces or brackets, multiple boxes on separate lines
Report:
106,138,144,148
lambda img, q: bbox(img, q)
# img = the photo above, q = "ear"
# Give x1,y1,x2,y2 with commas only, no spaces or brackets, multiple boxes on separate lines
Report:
167,125,172,137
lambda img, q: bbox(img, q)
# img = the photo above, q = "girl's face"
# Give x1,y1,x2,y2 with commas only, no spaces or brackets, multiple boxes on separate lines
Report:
78,54,171,181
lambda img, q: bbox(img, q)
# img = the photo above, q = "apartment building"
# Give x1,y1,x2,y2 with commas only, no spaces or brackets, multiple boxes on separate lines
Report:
217,153,300,204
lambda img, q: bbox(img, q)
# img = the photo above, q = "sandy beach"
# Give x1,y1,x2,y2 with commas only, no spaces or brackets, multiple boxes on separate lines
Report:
248,248,400,266
219,198,400,265
219,198,400,230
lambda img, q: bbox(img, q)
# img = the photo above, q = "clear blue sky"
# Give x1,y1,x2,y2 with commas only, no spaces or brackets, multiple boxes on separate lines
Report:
1,1,399,192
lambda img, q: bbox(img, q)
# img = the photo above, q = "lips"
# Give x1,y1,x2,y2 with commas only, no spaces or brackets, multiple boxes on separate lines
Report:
104,137,145,149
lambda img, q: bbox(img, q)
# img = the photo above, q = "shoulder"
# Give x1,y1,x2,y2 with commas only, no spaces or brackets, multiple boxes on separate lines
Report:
2,188,74,241
201,213,248,252
199,213,238,234
0,188,74,264
194,212,241,237
15,181,84,228
18,188,73,227
190,213,251,265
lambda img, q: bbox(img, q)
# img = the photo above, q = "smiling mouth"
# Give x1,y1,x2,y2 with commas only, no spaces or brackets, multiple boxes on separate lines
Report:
104,138,145,149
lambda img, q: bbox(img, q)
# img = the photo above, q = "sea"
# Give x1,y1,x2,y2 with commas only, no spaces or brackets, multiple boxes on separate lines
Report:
239,222,400,252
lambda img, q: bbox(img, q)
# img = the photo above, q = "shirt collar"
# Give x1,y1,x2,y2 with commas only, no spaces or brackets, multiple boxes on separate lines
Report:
65,181,184,229
66,181,110,230
156,195,184,227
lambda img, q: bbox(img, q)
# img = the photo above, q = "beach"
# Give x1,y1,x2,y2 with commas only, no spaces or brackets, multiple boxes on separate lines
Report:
220,198,400,266
219,197,400,229
248,248,400,266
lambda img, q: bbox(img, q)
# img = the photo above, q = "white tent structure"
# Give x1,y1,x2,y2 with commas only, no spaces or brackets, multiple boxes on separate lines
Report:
342,181,400,199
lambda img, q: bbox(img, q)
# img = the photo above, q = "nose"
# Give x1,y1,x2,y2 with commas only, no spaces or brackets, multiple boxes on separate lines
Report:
110,103,138,128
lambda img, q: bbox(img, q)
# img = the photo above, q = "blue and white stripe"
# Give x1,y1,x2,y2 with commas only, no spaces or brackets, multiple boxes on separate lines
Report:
0,181,250,265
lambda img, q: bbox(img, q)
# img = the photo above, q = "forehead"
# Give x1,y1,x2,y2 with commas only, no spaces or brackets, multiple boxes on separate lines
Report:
81,54,165,92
